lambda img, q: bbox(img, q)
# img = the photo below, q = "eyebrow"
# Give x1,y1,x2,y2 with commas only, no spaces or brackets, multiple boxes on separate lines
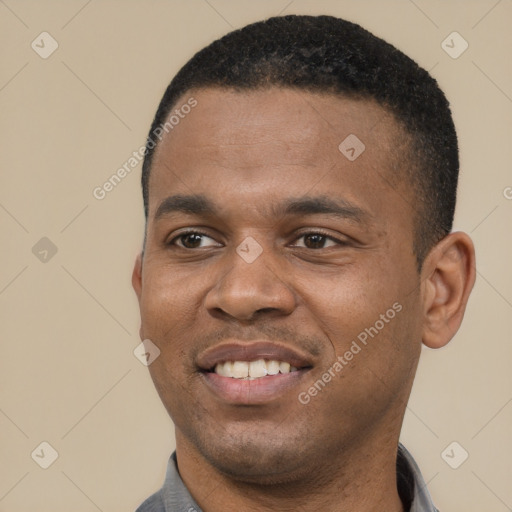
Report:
278,196,368,222
154,194,368,223
155,194,217,220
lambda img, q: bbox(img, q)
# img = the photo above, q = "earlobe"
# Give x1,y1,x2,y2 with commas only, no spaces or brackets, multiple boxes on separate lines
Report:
132,252,143,302
421,232,476,349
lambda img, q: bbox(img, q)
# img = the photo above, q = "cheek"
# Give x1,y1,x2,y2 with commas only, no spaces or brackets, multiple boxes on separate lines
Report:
339,284,422,398
293,260,404,340
139,263,203,345
140,266,206,411
292,257,421,399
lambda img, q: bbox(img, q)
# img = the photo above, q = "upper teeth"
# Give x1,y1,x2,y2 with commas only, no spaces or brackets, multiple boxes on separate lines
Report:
214,359,299,379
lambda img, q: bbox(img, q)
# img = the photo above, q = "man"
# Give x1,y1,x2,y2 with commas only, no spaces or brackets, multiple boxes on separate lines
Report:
132,14,475,512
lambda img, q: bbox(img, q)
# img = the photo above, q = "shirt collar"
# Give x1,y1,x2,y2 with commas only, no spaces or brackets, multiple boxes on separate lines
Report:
397,444,439,512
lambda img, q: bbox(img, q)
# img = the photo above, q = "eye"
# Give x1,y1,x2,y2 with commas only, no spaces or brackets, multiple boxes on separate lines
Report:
171,231,220,249
292,232,340,249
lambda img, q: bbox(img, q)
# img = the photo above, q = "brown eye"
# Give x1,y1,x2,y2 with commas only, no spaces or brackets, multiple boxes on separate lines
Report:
180,233,203,248
303,234,328,249
293,233,338,249
172,232,220,249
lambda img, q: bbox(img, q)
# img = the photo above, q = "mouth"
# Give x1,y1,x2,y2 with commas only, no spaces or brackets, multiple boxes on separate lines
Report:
197,341,314,404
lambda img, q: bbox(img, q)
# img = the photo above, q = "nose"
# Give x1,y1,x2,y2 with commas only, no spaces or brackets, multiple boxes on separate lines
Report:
204,244,297,322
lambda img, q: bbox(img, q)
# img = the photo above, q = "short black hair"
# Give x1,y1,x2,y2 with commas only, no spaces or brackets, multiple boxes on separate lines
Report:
141,14,459,266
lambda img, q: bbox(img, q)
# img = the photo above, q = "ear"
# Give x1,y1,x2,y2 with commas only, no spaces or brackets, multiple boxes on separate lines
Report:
420,232,476,349
132,252,143,303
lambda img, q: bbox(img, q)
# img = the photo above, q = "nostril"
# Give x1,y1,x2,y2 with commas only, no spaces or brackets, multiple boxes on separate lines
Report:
255,307,279,315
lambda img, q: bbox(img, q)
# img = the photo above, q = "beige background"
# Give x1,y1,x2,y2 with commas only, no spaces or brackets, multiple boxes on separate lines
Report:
1,0,511,510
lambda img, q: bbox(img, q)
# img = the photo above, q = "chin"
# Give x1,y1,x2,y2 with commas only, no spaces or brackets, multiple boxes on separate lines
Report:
192,423,313,484
208,448,309,485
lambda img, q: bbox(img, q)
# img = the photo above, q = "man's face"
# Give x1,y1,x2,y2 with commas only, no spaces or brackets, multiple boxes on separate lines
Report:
134,88,425,482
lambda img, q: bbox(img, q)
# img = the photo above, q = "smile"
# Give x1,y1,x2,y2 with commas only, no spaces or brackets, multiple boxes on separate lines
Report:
213,359,300,379
197,341,314,404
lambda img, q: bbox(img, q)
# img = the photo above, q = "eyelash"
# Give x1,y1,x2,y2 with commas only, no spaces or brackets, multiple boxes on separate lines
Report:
169,229,218,248
291,229,346,248
168,229,346,249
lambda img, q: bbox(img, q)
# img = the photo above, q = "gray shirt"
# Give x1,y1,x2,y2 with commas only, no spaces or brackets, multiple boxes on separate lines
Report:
136,444,438,512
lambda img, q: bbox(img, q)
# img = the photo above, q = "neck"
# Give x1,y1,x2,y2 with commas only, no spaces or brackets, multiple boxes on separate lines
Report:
175,428,405,512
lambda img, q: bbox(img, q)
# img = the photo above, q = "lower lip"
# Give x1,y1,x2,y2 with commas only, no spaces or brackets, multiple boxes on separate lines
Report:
201,370,308,405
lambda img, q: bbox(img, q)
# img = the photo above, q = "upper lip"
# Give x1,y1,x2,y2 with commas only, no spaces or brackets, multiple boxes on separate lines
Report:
196,341,314,371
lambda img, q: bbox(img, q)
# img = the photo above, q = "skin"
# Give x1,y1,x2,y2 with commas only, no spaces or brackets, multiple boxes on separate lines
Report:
133,88,475,511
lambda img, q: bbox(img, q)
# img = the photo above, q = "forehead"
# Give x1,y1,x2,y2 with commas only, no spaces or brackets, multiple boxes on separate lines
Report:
148,87,410,222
